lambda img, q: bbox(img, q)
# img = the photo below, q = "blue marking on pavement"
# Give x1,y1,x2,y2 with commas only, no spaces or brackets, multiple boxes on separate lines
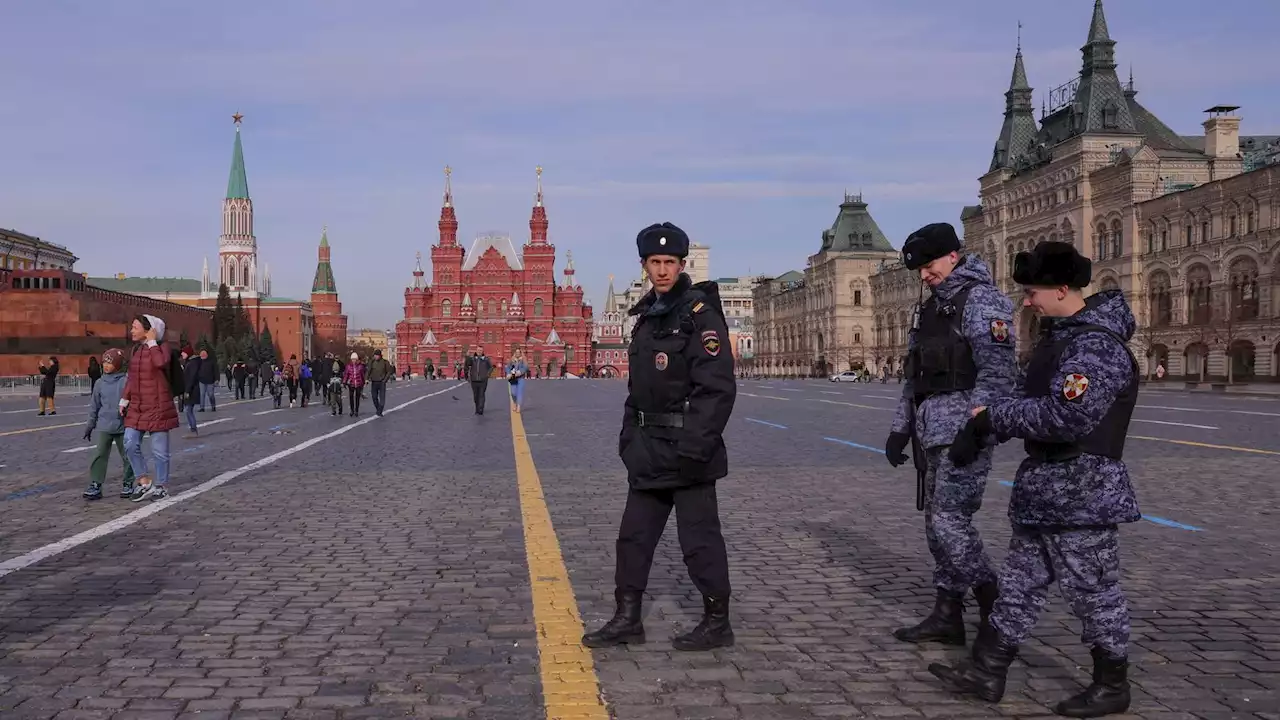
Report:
1142,515,1204,532
745,418,788,429
822,437,1205,532
182,444,207,454
822,437,883,453
1,484,56,502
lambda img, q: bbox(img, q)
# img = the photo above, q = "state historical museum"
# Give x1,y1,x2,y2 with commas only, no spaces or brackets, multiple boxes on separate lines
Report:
395,168,593,377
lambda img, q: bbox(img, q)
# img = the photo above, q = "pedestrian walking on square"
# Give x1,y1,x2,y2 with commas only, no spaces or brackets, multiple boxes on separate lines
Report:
197,347,218,412
121,314,180,502
467,350,492,415
505,349,529,412
246,359,259,399
931,241,1139,717
179,345,201,438
299,359,313,408
87,355,102,395
342,352,366,416
284,354,300,408
366,349,394,416
36,356,59,415
233,360,247,400
81,348,136,500
884,222,1016,646
582,222,737,652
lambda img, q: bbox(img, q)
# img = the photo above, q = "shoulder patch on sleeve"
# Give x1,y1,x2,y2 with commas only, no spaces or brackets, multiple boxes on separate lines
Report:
692,301,706,313
1062,373,1089,401
990,319,1010,342
700,329,721,356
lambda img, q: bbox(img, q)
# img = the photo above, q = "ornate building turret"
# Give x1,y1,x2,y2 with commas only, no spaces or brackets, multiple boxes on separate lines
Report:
217,113,259,297
989,28,1040,172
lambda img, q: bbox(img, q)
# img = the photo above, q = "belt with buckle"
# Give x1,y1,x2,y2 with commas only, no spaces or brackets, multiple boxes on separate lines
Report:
636,410,684,428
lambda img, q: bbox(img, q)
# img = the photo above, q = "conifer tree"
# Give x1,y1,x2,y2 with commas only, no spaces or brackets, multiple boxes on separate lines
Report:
233,294,253,340
213,284,236,341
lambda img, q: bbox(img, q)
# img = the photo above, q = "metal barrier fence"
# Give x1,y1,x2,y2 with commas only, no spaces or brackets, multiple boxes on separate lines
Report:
0,375,93,397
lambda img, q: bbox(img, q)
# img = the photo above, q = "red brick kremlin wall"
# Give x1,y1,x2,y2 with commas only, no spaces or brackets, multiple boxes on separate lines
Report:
0,268,214,376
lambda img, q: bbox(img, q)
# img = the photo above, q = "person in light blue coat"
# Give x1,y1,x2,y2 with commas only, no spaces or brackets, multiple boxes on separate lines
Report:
505,349,529,413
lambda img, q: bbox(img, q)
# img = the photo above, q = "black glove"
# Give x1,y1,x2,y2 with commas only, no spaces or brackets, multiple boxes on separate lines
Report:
885,432,911,467
948,409,993,468
83,428,92,441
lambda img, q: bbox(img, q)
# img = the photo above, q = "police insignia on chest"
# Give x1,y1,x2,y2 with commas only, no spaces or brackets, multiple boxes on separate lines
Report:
1063,373,1089,400
990,319,1010,342
700,330,721,357
655,352,669,371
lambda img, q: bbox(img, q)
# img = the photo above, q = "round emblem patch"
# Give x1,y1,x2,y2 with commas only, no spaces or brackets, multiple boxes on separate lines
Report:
1062,373,1089,401
990,319,1009,343
655,352,669,371
659,236,667,246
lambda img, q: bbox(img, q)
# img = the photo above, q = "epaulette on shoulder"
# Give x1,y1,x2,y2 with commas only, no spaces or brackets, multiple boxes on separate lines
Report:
691,301,706,314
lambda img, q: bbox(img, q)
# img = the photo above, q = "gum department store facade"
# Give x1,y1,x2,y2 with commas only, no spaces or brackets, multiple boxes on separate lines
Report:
869,0,1280,382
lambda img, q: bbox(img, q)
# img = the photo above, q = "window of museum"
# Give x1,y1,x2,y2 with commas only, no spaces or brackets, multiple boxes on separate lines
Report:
1185,224,1193,245
442,299,452,317
1229,215,1238,237
534,298,544,317
854,332,861,344
1160,230,1168,251
854,290,862,306
1110,221,1122,258
1246,211,1255,233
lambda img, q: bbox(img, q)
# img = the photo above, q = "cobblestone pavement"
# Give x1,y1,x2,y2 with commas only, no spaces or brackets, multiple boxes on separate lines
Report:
0,378,1276,719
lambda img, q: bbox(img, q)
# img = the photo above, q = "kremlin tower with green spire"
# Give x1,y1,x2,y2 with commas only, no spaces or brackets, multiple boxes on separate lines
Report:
310,226,349,356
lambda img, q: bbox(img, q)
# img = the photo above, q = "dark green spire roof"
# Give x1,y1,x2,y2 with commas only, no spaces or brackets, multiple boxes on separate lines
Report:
227,127,250,199
311,227,337,294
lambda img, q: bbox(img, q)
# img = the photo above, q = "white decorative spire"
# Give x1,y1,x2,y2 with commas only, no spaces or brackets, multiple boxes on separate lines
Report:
535,166,544,208
547,328,563,345
462,292,472,305
563,249,575,286
202,257,210,292
422,330,438,345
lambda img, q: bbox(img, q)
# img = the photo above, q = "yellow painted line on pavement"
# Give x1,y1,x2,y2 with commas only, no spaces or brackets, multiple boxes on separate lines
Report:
0,422,80,438
1130,435,1280,456
508,404,609,720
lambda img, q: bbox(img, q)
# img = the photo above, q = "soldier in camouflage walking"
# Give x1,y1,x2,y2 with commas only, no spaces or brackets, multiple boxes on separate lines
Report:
934,241,1138,717
885,222,1016,646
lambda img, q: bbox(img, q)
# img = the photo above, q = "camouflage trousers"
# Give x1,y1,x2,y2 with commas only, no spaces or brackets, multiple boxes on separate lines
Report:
991,524,1130,658
924,447,998,593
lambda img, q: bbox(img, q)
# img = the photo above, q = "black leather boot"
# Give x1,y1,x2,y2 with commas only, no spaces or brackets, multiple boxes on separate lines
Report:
928,622,1019,702
894,589,966,645
673,596,734,651
974,581,998,629
1053,646,1131,717
581,590,645,648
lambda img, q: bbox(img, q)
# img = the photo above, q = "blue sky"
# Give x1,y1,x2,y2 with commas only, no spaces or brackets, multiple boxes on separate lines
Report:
1,0,1274,329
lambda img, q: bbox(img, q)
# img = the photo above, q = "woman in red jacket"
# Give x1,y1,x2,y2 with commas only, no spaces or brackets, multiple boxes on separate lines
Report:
121,314,179,502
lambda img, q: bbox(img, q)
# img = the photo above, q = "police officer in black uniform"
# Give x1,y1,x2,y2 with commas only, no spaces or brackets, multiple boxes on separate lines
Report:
582,222,738,652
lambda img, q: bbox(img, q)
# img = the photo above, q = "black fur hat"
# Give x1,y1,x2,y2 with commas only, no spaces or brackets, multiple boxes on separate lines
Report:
1013,241,1092,288
901,223,962,270
636,222,690,258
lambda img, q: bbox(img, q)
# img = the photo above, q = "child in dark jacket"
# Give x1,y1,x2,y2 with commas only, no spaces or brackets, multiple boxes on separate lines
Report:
82,349,137,500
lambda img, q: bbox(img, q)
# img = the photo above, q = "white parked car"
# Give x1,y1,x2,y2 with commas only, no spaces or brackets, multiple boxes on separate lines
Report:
829,371,862,383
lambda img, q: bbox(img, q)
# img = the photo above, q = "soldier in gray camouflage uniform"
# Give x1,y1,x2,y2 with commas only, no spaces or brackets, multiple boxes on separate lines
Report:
885,223,1017,646
933,241,1139,718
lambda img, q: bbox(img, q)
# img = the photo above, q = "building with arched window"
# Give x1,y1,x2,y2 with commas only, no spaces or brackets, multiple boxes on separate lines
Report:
395,167,594,377
870,0,1279,379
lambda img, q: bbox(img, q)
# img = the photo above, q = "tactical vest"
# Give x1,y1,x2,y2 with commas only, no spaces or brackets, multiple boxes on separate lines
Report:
1022,323,1139,462
908,285,978,400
